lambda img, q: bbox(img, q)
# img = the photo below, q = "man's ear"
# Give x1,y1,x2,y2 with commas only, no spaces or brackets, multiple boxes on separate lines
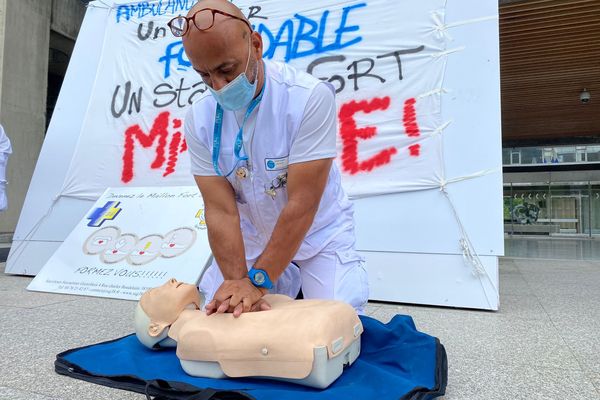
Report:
148,321,166,337
251,31,263,56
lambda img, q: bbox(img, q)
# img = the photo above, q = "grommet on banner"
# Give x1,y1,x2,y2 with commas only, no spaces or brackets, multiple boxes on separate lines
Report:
430,10,450,41
438,180,447,193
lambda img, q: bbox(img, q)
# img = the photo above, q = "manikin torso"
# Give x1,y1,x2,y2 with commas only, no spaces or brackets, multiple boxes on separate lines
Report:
135,279,363,388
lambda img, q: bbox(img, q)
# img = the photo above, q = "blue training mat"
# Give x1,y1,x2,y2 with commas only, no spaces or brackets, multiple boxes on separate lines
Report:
56,315,447,400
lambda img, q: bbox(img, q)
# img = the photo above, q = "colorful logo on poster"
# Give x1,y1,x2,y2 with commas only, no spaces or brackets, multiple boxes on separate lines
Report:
87,201,122,227
195,208,206,230
82,226,197,265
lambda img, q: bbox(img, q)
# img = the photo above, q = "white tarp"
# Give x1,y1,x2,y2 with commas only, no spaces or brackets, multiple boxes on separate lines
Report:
27,186,211,300
60,0,447,200
8,0,504,310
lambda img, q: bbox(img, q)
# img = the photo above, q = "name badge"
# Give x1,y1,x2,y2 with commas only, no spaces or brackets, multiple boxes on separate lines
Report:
264,156,289,171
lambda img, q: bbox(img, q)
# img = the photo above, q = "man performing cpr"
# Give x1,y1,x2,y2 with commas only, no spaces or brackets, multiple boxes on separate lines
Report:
172,0,368,316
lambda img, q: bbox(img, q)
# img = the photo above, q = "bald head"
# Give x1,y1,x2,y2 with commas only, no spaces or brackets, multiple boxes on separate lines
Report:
187,0,247,22
184,0,249,44
181,0,264,93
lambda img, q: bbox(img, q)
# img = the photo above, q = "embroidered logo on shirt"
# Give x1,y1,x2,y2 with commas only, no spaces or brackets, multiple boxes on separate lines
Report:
264,156,289,171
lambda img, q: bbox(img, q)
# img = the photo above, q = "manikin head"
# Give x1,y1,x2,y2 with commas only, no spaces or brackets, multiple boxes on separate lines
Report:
135,278,203,348
179,0,264,111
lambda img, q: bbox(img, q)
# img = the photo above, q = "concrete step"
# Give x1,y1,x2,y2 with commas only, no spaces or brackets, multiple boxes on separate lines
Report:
0,232,13,243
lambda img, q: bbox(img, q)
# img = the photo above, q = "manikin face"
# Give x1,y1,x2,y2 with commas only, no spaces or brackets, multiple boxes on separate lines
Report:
181,0,263,92
140,278,202,337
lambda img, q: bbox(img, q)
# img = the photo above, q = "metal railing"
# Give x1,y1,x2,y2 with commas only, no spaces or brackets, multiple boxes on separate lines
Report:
503,145,600,166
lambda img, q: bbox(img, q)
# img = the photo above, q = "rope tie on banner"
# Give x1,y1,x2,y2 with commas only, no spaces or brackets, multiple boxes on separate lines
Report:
417,87,449,99
430,2,500,308
436,191,475,275
438,177,500,309
82,0,113,10
430,10,446,37
431,120,452,137
444,15,498,30
445,168,501,185
431,9,497,41
459,238,485,276
411,121,451,141
431,47,466,59
438,179,447,193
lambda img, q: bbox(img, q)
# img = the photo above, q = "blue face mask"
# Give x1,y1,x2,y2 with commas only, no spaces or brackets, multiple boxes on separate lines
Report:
208,38,258,111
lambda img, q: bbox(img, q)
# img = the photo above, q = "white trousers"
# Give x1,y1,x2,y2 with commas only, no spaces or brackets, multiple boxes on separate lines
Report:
0,153,8,212
199,233,369,314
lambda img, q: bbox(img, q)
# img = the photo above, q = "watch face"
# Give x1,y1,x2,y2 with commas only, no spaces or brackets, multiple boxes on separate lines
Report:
254,271,266,285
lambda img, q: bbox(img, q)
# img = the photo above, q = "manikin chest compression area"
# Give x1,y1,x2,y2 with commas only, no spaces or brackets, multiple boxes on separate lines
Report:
134,279,363,389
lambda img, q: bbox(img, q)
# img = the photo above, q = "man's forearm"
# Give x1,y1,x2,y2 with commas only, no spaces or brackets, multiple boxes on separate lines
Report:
205,207,248,280
254,199,318,281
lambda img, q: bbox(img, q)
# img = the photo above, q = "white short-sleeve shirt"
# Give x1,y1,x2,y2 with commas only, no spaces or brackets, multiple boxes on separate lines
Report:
184,82,336,177
183,60,354,261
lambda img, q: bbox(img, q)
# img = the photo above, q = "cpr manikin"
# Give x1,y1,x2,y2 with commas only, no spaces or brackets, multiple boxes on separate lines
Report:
135,279,363,389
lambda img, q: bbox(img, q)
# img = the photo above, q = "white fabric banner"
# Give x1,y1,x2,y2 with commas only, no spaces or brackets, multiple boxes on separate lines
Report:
60,0,448,200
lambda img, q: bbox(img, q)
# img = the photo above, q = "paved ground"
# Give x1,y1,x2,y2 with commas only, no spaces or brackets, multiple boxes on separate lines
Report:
1,258,599,400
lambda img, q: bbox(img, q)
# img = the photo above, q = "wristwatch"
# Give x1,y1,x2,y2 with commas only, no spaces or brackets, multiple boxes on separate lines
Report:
248,267,273,289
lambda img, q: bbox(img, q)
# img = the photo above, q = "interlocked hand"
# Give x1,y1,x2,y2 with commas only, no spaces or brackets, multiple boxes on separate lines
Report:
205,278,270,318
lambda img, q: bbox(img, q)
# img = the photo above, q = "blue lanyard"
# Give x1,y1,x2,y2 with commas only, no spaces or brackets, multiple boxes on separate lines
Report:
212,84,265,177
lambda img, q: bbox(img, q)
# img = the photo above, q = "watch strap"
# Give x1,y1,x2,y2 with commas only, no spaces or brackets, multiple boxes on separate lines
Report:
248,267,273,289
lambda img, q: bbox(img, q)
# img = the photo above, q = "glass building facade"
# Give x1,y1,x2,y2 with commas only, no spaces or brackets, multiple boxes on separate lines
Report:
503,144,600,238
504,181,600,237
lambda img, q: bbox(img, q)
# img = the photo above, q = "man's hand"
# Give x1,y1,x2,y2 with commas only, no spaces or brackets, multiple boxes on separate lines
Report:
205,278,269,318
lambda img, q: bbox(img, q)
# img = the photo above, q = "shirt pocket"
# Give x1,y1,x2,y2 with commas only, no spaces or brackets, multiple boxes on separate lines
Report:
261,169,289,204
334,249,369,309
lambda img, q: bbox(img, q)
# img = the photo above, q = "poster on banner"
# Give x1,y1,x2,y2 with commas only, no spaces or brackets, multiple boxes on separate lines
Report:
27,186,211,300
58,0,448,200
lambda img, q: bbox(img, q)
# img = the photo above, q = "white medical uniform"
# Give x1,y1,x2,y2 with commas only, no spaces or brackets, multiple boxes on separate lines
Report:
184,60,368,312
0,124,12,212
